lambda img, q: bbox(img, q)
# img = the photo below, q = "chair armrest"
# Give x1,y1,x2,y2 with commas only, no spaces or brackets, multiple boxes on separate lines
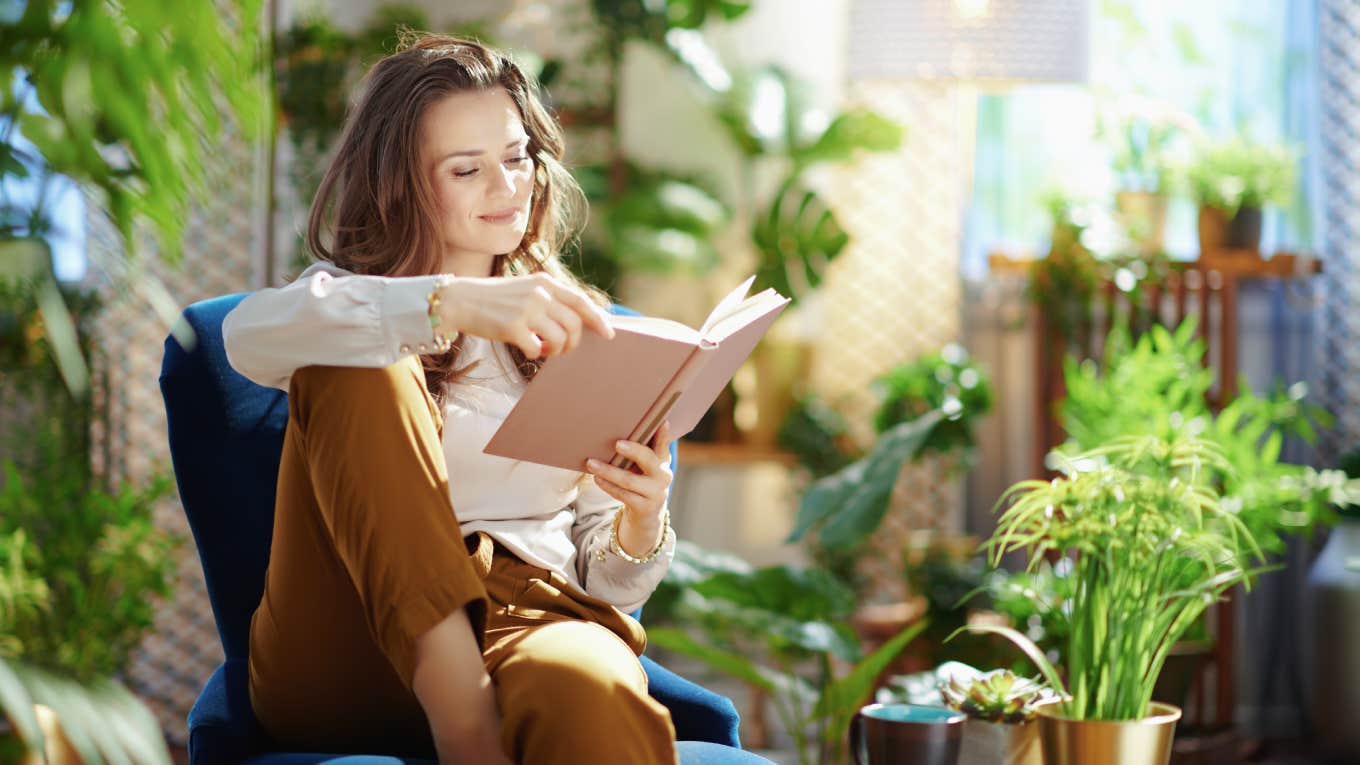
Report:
676,741,774,764
641,654,742,749
188,660,263,765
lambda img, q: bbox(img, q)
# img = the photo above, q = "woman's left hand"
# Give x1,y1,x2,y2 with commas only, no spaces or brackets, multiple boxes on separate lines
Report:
586,421,674,557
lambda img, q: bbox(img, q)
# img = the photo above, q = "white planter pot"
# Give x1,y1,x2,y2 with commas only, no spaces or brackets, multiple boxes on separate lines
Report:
958,717,1043,765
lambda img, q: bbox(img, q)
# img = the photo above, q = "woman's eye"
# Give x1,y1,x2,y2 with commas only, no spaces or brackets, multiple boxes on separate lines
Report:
452,157,528,179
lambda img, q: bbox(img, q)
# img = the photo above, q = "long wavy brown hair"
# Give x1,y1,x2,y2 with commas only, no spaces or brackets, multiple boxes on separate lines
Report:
306,32,608,398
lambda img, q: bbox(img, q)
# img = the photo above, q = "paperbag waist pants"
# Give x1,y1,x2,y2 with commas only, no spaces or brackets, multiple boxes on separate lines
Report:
246,357,677,764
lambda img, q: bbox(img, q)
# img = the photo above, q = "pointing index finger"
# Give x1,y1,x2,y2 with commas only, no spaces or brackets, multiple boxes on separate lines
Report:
551,283,615,339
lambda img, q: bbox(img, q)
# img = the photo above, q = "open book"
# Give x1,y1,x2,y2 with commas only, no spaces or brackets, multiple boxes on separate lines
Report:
483,276,791,472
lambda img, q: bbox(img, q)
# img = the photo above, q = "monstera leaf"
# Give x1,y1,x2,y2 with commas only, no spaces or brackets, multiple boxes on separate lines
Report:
792,109,905,167
751,175,849,300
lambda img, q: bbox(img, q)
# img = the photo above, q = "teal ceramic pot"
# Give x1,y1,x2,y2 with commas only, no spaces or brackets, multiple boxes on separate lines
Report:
849,703,965,765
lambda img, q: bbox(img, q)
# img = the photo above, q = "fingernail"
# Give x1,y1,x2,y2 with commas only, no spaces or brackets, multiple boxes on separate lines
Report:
615,441,627,449
587,458,601,469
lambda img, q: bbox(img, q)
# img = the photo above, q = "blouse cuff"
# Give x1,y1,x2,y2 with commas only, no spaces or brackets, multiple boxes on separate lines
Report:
583,509,676,612
380,275,448,357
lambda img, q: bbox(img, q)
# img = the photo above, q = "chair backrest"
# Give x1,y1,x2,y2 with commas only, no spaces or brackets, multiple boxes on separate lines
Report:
161,294,287,662
160,295,672,662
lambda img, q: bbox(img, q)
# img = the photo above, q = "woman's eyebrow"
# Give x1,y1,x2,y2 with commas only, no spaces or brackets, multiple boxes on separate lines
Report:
439,137,529,162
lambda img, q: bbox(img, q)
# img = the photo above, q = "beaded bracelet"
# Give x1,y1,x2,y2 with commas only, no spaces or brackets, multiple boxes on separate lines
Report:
603,506,672,565
425,275,458,352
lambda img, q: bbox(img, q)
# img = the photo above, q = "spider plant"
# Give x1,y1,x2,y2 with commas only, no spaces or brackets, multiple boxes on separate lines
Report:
958,433,1266,721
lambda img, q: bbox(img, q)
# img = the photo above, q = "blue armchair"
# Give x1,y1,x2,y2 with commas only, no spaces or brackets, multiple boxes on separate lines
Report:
160,294,768,765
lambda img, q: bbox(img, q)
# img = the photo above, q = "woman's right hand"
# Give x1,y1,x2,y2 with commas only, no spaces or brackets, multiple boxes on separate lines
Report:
439,272,615,358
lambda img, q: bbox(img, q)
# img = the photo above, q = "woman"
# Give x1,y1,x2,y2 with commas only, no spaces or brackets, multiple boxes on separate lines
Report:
224,32,679,764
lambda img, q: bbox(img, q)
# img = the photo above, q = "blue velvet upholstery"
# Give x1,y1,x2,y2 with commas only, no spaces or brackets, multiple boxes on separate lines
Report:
161,293,759,765
237,740,775,765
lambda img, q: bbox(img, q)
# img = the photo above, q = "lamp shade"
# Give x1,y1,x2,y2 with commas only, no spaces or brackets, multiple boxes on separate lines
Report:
847,0,1090,85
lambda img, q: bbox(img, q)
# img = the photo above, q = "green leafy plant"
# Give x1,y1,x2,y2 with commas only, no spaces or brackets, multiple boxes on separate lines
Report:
1061,319,1360,553
648,542,926,765
1027,194,1173,345
787,346,992,554
873,344,993,454
1177,136,1298,215
787,410,946,552
983,560,1075,670
573,160,731,285
1097,95,1197,193
1027,195,1103,345
778,392,858,479
587,3,901,303
960,434,1265,721
900,537,1006,671
723,66,901,306
0,457,177,682
1339,446,1360,520
940,667,1056,724
0,261,177,763
0,0,263,394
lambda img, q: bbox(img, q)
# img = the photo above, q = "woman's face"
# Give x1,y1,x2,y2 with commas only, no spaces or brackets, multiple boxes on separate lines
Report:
421,87,535,276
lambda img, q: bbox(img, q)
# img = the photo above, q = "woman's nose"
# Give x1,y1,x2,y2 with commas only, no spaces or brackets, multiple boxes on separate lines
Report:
491,164,517,196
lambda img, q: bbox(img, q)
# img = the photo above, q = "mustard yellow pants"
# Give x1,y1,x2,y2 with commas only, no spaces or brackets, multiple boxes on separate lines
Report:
247,358,677,764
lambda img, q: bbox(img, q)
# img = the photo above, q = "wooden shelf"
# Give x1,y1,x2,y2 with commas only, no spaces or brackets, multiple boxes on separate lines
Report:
676,440,799,466
988,250,1323,279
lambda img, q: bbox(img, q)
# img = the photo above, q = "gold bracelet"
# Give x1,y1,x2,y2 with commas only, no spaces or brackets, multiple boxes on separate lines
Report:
606,506,671,564
426,275,457,352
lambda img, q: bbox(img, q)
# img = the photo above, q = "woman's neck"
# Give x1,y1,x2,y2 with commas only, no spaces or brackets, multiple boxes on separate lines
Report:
442,252,496,278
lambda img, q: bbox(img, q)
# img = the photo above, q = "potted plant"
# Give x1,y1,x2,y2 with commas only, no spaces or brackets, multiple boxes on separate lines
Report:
1099,96,1198,253
963,433,1266,765
782,347,991,673
940,665,1056,765
787,345,992,555
1180,136,1297,256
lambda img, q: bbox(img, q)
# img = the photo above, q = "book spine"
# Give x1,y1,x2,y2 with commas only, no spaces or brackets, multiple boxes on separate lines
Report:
608,340,716,470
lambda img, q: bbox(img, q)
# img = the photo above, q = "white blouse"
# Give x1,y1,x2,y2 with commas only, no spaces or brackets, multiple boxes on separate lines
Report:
221,262,674,613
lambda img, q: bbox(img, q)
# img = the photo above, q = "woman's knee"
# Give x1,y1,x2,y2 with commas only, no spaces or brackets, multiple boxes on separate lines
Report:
495,621,651,711
495,621,675,761
290,358,433,422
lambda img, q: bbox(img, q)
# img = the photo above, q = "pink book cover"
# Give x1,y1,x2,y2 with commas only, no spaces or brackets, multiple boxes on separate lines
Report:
482,276,790,472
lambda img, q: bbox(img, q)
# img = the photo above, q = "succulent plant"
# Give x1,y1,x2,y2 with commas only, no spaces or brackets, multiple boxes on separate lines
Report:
940,668,1054,724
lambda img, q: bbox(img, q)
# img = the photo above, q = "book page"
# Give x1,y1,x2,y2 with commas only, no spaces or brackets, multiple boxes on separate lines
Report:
703,289,786,342
608,314,702,344
700,275,757,335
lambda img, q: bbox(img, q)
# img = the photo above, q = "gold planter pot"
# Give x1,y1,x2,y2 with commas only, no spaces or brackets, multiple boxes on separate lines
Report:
1037,702,1181,765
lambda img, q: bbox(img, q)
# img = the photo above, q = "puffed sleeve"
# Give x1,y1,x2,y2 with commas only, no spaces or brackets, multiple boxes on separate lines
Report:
570,474,675,613
222,262,448,391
